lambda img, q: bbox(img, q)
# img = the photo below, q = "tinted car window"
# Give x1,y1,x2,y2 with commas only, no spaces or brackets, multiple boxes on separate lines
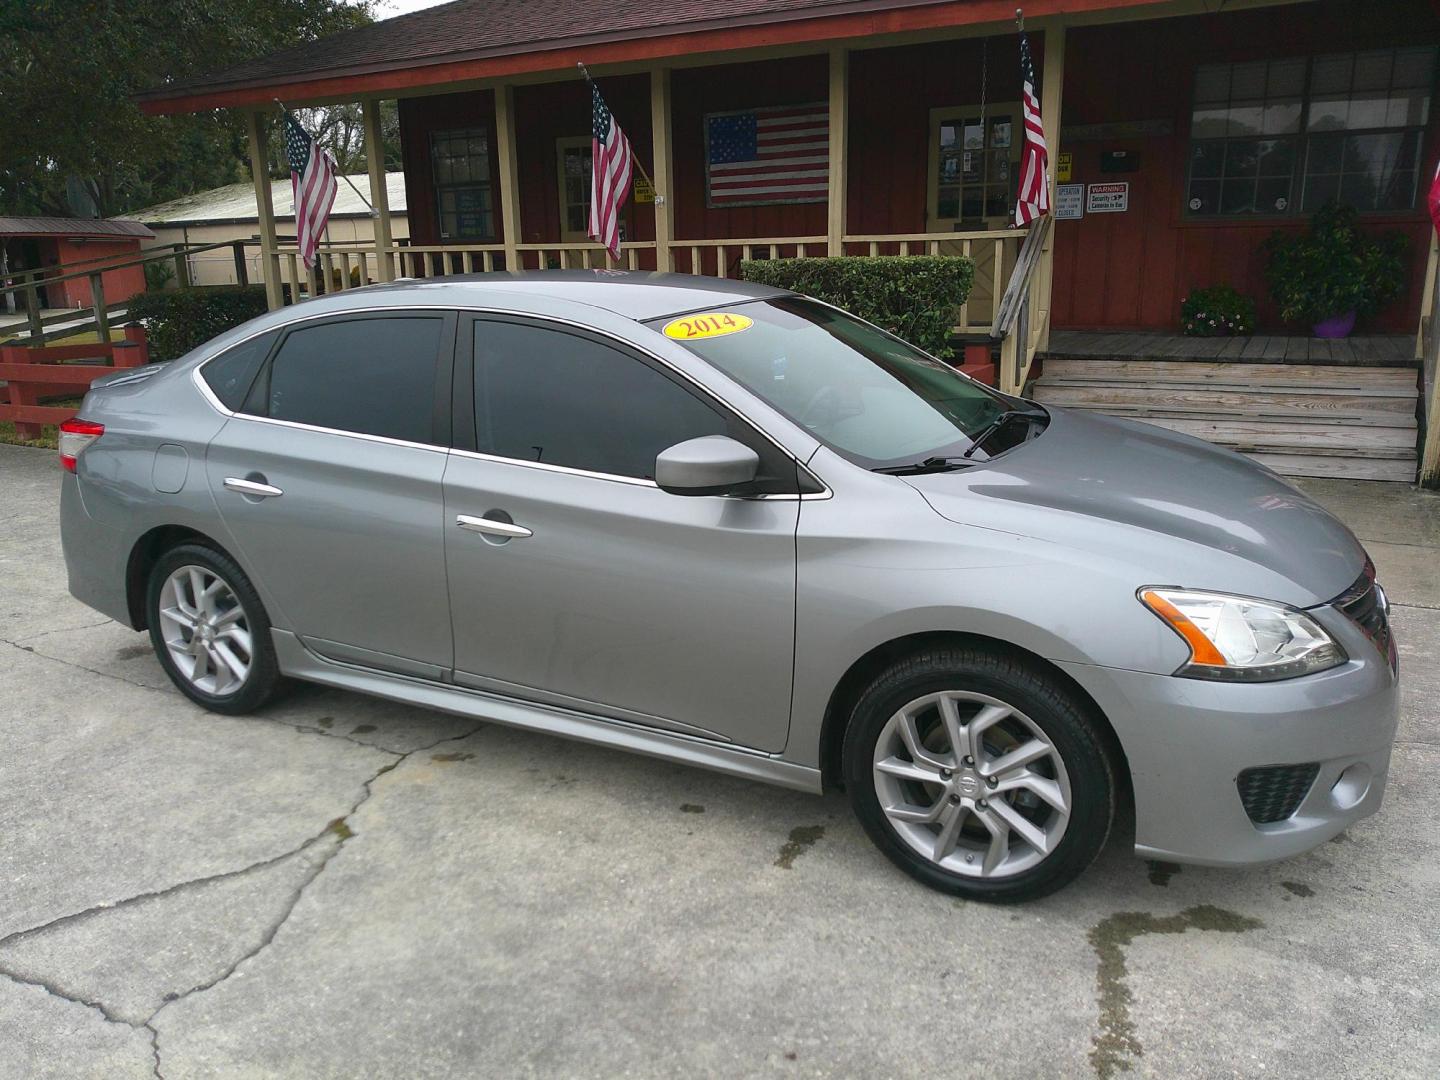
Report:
262,317,442,444
473,321,789,486
201,331,274,411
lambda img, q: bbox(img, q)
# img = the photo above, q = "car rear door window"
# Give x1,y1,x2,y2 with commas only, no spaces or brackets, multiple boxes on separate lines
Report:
257,317,444,445
201,331,275,411
472,320,733,480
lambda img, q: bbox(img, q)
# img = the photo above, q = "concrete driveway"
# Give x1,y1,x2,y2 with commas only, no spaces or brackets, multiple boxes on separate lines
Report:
2,441,1436,1079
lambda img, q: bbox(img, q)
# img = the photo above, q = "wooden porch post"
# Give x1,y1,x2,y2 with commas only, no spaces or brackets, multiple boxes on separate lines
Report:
362,98,395,283
493,84,522,271
245,110,283,309
650,68,675,272
1420,235,1440,488
1036,21,1066,352
827,47,849,257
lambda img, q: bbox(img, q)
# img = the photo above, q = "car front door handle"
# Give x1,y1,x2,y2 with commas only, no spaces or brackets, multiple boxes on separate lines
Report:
456,514,532,539
224,477,284,498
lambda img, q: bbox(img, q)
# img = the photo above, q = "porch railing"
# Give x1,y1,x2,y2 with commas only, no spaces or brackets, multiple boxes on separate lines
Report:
257,228,1036,383
1,240,250,343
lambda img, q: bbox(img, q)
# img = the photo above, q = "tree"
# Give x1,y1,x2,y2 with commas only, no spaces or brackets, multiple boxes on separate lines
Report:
0,0,381,218
273,100,402,179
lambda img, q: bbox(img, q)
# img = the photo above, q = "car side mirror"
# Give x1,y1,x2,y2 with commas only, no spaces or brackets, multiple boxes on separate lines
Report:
655,436,760,496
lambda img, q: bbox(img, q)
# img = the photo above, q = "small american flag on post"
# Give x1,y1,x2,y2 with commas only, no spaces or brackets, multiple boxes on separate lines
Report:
282,110,338,269
589,80,633,262
1014,28,1050,226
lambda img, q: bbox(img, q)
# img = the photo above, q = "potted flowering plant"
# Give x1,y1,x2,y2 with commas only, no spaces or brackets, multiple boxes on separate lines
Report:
1180,286,1256,336
1263,203,1406,338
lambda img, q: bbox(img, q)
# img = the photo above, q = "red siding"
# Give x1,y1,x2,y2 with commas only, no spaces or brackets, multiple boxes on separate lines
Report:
50,238,147,309
399,90,502,248
847,33,1040,236
1051,2,1439,333
395,0,1439,332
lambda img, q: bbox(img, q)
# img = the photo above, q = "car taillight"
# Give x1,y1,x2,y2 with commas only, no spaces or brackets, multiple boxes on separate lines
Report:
58,419,104,473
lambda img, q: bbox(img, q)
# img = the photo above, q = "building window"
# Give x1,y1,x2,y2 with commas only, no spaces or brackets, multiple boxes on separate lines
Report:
431,129,493,240
557,136,593,242
929,106,1019,228
1186,47,1435,218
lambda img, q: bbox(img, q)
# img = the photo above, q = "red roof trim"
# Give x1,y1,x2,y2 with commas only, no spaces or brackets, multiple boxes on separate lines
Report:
139,0,1159,114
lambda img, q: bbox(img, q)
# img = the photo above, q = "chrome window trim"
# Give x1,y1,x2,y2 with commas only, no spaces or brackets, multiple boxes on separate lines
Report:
192,301,832,498
448,446,659,488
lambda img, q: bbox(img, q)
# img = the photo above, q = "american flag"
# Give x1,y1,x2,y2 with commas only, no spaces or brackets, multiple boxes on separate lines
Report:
283,110,337,269
1014,30,1050,226
705,103,828,207
589,81,633,262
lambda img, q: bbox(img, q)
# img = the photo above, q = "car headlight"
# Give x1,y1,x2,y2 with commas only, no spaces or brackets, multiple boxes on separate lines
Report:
1139,588,1347,682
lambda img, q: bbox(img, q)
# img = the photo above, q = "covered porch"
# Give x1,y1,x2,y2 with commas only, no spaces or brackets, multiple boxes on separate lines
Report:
136,0,1440,483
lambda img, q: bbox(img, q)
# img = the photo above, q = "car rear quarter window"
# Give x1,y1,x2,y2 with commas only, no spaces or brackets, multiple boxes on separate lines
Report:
201,331,275,411
259,317,443,445
472,320,794,489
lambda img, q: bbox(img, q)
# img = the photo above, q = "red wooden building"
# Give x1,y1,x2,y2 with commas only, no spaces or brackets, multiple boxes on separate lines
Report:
138,0,1440,480
0,216,153,312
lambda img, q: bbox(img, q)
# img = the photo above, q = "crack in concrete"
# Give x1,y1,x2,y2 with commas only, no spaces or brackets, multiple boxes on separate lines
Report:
2,705,483,1078
11,617,117,643
1,635,167,695
138,723,485,1073
0,963,138,1028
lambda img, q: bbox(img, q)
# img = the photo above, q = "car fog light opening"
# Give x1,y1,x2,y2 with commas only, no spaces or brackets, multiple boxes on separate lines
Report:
1140,588,1346,682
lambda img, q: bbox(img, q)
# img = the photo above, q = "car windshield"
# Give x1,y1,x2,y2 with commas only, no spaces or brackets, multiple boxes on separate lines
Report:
648,296,1031,470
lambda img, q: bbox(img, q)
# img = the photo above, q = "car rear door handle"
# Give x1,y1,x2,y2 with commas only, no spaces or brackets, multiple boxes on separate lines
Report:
224,477,284,498
456,514,532,539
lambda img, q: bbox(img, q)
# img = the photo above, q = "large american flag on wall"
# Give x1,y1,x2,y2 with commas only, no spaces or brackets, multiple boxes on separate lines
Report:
705,103,829,207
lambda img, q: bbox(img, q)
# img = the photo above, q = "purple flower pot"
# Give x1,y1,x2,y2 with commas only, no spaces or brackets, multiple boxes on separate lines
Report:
1312,310,1357,339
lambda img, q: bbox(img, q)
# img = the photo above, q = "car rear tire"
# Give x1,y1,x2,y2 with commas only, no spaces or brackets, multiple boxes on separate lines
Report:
842,645,1114,903
146,543,284,715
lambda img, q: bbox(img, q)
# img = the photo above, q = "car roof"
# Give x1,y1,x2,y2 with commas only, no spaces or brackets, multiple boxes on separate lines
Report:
327,270,792,322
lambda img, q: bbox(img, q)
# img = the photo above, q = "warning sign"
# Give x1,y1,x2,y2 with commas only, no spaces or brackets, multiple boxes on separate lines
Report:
1086,182,1129,213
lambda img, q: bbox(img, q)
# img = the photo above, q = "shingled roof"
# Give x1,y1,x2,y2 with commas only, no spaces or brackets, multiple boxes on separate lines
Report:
143,0,1135,112
138,0,929,107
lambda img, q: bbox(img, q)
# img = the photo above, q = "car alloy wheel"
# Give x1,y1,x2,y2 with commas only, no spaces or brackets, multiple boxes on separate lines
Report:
156,564,254,696
871,690,1072,878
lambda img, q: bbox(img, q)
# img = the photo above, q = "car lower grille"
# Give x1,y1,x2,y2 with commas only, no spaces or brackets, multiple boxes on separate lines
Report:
1237,763,1320,824
1332,563,1395,671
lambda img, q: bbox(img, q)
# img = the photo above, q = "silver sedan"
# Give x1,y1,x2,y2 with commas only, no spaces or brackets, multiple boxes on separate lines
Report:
58,272,1398,901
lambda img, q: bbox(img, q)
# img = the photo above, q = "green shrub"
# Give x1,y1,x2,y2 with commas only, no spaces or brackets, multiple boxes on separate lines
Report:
126,286,269,362
739,255,974,359
1263,203,1407,324
1180,286,1256,336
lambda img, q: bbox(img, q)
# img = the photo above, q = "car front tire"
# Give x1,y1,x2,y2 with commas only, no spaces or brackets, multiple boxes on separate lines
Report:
146,543,283,715
842,645,1115,903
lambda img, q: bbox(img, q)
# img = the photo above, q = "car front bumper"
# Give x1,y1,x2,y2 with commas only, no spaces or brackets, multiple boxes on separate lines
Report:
1056,605,1399,868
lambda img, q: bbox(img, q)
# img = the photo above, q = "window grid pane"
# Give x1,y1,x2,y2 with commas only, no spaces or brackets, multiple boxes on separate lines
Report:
1189,47,1434,217
431,128,493,240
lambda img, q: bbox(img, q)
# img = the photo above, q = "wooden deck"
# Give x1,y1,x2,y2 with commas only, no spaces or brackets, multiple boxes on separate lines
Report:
1046,330,1417,367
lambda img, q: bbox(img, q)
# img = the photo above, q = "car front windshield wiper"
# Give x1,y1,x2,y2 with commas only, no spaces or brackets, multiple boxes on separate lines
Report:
959,405,1048,459
871,456,976,476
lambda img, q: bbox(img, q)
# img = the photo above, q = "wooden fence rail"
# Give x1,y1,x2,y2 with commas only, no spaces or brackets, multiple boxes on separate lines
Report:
0,325,149,440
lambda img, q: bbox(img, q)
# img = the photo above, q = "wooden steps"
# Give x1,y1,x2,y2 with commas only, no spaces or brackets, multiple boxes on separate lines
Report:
1031,358,1419,482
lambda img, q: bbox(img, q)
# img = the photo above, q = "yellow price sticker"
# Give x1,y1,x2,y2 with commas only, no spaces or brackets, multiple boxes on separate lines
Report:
662,312,754,341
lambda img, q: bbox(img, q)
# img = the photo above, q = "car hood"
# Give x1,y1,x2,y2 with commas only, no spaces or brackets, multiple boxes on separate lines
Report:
903,406,1367,607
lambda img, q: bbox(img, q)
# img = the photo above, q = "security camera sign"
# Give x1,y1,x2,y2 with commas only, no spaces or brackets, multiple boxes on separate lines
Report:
1086,182,1129,213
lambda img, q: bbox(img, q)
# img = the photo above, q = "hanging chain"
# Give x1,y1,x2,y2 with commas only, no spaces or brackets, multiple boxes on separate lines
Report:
979,35,989,137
